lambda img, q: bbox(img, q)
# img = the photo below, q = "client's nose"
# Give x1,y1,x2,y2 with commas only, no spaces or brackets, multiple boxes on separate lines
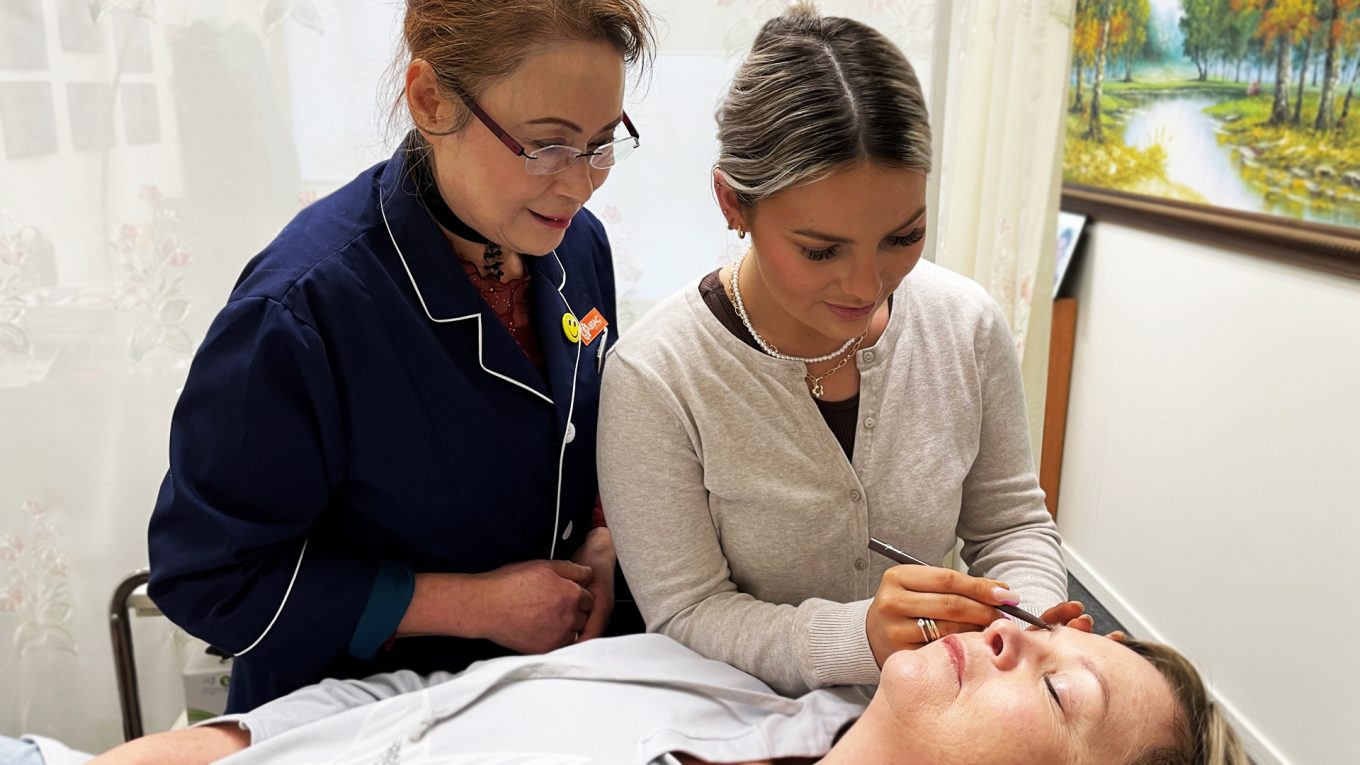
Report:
983,618,1027,671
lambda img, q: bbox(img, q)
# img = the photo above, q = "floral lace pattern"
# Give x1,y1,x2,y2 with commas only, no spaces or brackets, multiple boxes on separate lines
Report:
0,502,76,658
0,215,33,358
112,185,196,368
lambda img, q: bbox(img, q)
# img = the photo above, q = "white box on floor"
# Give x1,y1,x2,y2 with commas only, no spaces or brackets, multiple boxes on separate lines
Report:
181,641,232,723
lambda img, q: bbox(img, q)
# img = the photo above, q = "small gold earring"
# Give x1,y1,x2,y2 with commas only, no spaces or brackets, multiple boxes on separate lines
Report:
737,228,747,240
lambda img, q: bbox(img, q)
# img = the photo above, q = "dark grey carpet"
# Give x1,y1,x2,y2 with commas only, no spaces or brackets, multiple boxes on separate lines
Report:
1068,572,1128,637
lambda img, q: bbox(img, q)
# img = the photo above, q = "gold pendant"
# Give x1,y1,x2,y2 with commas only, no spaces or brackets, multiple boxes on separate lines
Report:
810,381,824,399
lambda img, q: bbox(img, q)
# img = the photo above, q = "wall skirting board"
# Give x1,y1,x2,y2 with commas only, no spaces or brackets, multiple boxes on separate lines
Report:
1063,546,1287,765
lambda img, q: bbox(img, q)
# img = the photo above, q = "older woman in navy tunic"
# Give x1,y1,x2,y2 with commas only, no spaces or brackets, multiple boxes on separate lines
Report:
147,0,655,712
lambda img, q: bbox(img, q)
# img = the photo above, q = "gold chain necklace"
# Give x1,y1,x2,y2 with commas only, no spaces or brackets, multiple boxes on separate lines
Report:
805,332,867,399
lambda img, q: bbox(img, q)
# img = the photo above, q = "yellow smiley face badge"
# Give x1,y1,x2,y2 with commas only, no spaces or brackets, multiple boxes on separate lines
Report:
561,312,580,343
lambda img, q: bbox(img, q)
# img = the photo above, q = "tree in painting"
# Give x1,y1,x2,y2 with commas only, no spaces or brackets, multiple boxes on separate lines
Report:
1064,0,1360,229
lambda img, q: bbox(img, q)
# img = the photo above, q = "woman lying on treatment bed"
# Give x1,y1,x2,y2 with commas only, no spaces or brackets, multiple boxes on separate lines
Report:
9,620,1245,764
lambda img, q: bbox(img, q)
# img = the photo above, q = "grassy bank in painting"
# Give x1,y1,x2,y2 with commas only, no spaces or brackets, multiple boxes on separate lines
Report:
1206,93,1360,213
1063,82,1208,202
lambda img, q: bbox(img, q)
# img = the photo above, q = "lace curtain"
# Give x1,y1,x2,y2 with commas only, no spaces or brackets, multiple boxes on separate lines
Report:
0,0,1070,750
932,0,1076,459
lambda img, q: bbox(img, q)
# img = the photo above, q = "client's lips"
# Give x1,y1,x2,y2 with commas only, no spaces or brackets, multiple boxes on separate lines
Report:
942,634,965,694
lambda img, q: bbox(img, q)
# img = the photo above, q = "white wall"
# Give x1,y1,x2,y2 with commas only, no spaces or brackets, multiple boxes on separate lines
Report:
1057,222,1360,765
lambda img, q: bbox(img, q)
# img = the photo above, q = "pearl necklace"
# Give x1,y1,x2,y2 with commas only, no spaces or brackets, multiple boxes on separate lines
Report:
729,246,859,364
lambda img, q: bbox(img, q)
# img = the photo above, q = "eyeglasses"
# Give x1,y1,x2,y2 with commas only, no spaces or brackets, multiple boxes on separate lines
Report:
452,85,640,177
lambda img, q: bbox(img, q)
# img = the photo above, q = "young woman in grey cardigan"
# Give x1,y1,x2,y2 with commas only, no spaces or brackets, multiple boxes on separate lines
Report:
599,3,1087,697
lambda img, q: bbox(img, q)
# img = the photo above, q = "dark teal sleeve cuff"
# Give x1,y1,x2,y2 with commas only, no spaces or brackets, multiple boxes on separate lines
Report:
348,561,415,660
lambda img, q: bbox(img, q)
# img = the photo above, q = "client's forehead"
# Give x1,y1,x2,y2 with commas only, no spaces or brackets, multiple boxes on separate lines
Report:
1064,630,1178,758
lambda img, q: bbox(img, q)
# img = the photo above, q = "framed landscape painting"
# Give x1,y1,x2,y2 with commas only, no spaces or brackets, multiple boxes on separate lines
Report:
1061,0,1360,277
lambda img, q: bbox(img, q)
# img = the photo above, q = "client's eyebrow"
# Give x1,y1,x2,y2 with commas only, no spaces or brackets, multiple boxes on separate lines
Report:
1081,656,1111,718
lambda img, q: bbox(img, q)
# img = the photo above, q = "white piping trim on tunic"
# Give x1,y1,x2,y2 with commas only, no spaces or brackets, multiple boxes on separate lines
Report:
549,267,582,560
234,539,307,657
379,190,581,559
380,194,555,406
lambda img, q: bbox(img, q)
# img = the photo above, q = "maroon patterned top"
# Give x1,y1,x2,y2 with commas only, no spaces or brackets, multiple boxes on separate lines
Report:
458,257,543,370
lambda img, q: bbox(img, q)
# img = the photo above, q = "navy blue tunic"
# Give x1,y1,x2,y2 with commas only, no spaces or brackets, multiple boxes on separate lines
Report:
147,145,616,711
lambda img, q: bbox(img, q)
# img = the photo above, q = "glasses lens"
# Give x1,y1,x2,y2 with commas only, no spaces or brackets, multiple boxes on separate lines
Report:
590,138,638,170
526,146,577,176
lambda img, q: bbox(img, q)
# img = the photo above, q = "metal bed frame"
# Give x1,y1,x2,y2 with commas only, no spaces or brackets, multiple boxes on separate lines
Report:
108,569,152,741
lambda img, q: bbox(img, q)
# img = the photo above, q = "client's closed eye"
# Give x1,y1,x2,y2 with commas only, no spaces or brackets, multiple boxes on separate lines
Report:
1044,675,1064,711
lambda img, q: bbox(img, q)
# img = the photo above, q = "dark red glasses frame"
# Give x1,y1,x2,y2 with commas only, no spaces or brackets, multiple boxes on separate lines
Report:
452,85,640,164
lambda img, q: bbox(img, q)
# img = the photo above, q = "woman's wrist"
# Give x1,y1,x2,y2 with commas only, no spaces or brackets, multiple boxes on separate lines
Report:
396,572,488,639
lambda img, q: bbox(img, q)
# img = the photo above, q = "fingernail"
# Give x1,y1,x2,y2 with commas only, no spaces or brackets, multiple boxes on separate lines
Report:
991,587,1020,606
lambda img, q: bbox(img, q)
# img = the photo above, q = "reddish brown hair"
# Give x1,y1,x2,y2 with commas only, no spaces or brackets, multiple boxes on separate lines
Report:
391,0,656,134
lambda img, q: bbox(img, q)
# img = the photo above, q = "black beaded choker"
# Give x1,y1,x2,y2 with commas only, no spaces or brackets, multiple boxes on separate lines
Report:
411,147,506,279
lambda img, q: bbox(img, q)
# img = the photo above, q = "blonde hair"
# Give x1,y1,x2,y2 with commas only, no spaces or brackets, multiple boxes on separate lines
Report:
388,0,656,135
716,0,931,207
1123,639,1249,765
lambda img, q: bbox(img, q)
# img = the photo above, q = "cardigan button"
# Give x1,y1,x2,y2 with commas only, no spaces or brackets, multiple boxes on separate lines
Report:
854,558,868,571
861,350,875,364
850,490,862,502
562,520,574,540
565,422,576,443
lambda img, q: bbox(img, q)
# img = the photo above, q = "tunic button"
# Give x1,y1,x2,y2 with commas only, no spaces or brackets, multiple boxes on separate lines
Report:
864,416,876,429
565,422,576,444
854,558,868,571
561,313,580,343
562,520,574,540
861,350,875,364
850,490,862,502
